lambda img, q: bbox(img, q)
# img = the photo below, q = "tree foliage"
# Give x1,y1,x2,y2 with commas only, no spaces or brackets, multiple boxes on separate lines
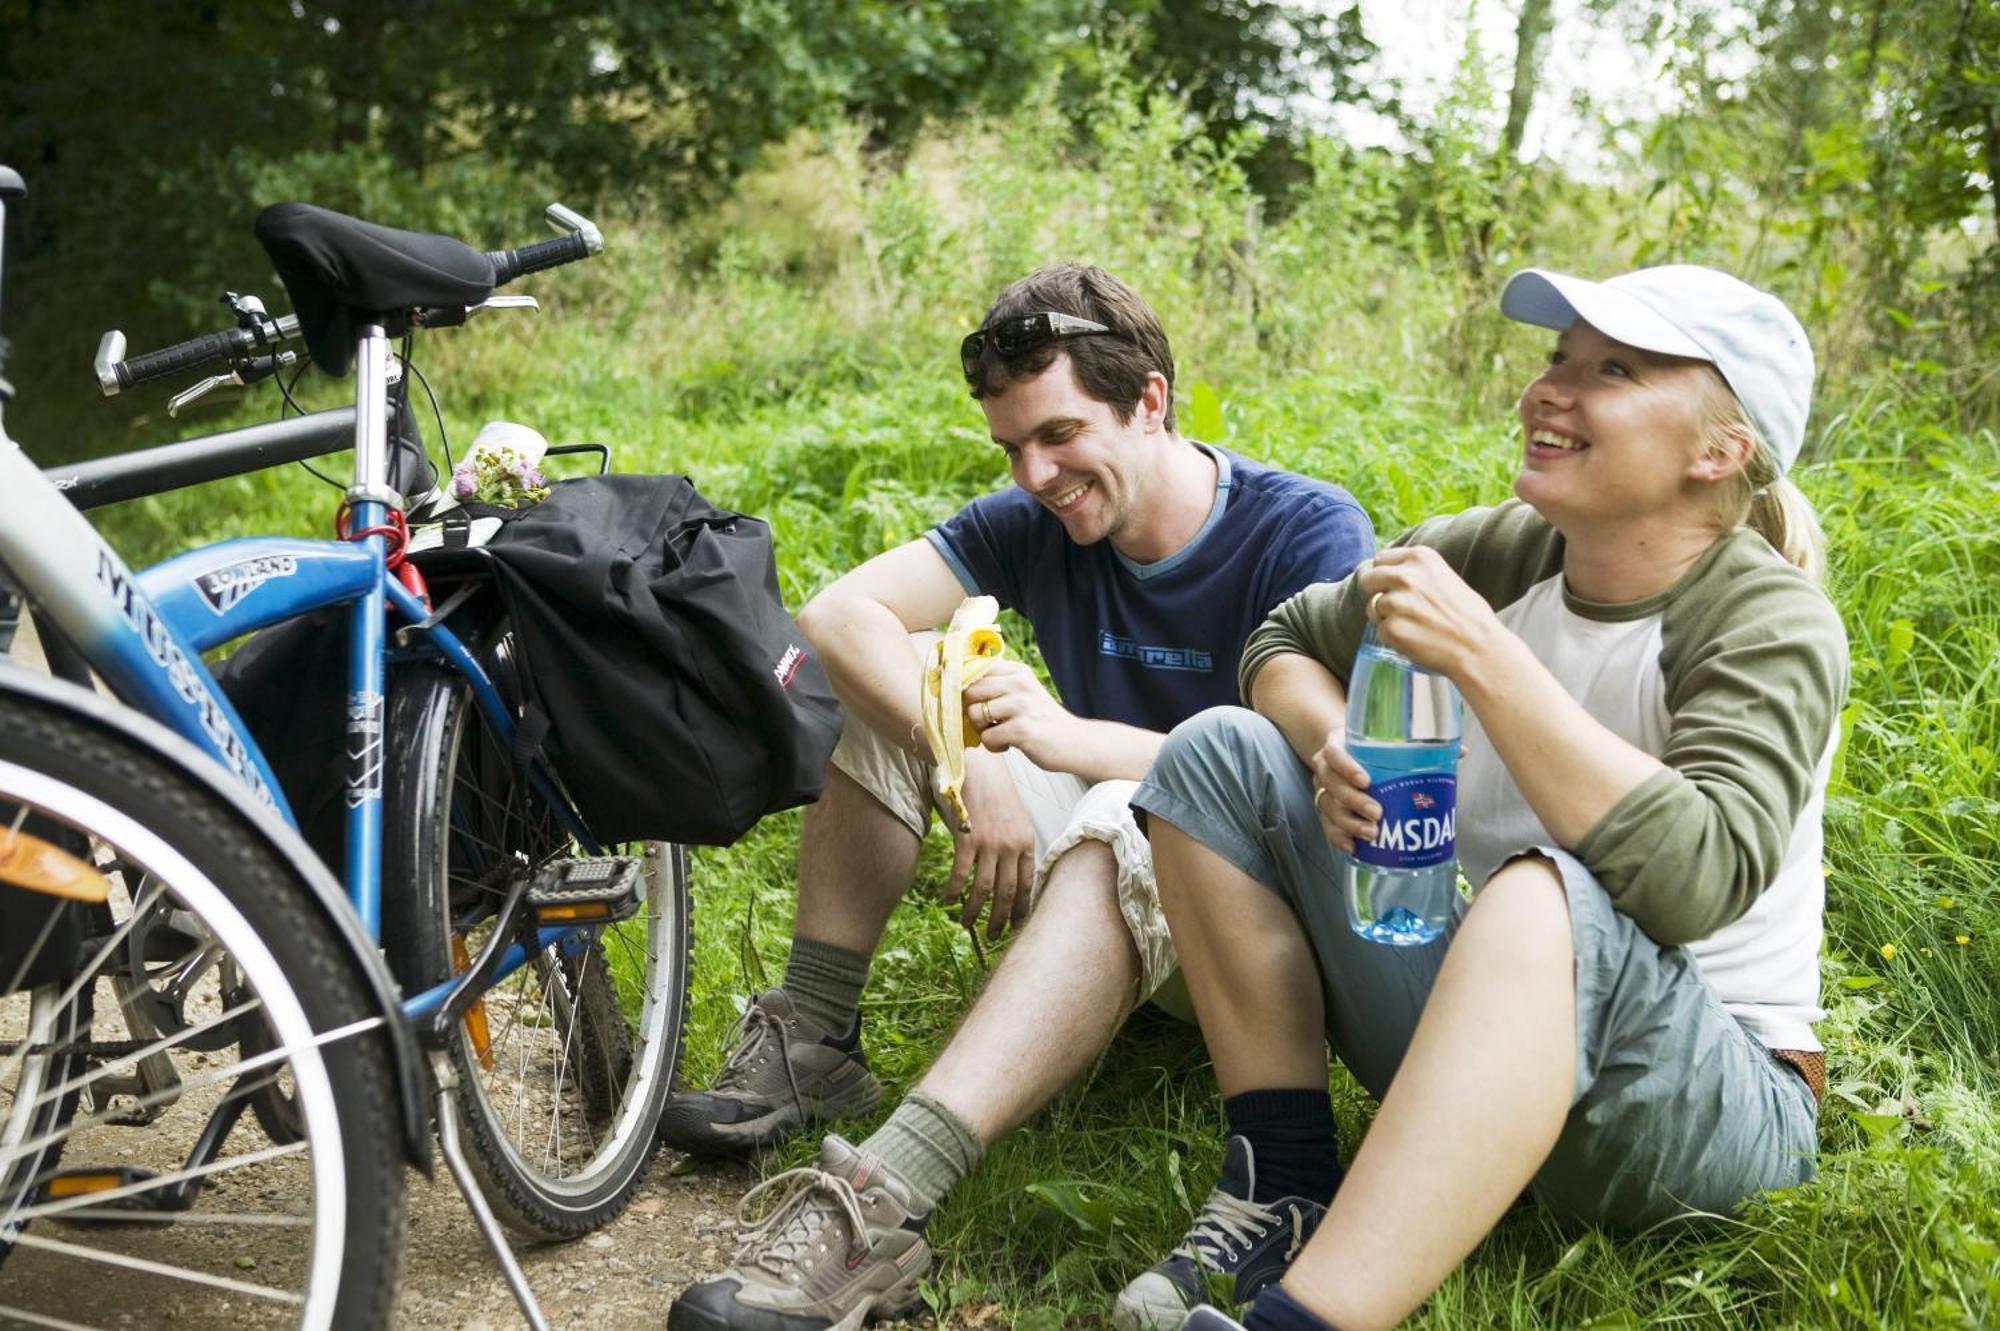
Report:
1608,0,2000,366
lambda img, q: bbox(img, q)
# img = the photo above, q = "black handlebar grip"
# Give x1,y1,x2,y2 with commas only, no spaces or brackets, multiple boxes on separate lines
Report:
485,231,592,286
117,327,250,389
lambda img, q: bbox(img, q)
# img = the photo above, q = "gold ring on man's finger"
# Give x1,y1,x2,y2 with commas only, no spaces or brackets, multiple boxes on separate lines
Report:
1368,590,1386,621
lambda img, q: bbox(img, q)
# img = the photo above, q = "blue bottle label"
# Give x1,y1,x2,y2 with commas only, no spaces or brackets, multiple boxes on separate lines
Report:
1354,772,1457,870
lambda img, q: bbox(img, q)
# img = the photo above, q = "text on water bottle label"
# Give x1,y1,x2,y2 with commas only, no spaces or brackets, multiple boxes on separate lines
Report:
1354,772,1457,870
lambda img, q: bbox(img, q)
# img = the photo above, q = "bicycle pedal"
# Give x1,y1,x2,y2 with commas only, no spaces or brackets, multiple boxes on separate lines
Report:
39,1166,180,1222
525,856,642,926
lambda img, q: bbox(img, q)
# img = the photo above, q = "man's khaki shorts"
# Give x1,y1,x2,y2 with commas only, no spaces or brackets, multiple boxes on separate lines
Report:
830,644,1186,1013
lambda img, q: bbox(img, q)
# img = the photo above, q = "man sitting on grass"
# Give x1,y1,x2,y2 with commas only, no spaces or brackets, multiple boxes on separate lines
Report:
664,263,1374,1331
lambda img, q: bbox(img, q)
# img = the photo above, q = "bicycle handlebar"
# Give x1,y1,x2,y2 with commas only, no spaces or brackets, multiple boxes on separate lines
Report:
484,203,603,286
487,231,590,285
99,313,301,395
97,201,600,397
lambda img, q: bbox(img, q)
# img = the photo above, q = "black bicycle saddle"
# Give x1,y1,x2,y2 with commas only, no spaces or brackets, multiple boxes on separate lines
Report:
254,202,495,376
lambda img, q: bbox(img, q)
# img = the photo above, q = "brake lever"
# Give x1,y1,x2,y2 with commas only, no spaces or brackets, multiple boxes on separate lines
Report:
165,351,296,417
168,371,241,417
413,295,540,330
469,295,541,320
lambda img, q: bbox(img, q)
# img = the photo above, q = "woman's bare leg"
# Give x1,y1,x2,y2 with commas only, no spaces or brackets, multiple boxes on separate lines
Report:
1281,854,1576,1330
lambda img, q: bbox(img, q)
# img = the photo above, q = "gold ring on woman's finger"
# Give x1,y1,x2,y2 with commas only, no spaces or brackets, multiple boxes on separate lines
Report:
1312,785,1327,808
976,701,992,728
1368,590,1386,621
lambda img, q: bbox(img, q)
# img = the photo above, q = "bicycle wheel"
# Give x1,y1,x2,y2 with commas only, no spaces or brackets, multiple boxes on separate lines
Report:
383,655,688,1240
0,967,88,1269
0,690,405,1329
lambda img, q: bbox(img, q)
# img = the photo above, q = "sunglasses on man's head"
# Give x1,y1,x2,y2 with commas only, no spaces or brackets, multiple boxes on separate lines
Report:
960,311,1120,381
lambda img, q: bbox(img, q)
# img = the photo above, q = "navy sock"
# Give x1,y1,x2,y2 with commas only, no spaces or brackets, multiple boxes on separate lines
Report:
1225,1088,1342,1206
1244,1284,1338,1331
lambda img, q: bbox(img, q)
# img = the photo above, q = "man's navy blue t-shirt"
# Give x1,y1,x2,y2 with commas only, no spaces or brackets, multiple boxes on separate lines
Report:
925,444,1373,733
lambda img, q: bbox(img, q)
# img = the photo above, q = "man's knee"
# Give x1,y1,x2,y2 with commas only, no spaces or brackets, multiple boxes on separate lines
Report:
1029,838,1122,927
825,717,931,839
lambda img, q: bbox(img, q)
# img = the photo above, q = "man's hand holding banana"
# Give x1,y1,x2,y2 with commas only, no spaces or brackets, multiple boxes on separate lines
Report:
920,596,1045,938
961,660,1071,770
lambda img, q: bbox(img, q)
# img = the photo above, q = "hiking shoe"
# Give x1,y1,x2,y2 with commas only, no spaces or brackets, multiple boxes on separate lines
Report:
660,989,882,1155
667,1136,932,1331
1113,1136,1327,1330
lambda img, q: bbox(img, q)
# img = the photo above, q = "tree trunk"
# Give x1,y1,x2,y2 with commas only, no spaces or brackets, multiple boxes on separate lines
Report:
1469,0,1555,276
1500,0,1556,166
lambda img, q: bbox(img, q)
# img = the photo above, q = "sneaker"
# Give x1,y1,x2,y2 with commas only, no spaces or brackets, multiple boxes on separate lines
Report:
1113,1136,1327,1331
667,1136,932,1331
660,989,883,1155
1179,1311,1249,1331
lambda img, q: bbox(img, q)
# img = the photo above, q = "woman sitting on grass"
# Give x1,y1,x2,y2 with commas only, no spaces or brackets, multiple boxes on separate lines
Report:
1120,266,1847,1331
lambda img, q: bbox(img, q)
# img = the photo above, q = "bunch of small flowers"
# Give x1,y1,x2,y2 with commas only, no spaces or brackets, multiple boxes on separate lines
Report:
450,444,549,507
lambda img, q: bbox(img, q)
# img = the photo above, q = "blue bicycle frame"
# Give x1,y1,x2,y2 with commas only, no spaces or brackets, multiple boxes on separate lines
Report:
0,324,597,1022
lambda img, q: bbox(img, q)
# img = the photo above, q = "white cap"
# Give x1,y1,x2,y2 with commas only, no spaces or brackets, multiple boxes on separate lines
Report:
1500,265,1815,473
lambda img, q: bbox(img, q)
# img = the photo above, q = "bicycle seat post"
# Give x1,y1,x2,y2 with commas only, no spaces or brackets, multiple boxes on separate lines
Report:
344,322,398,937
350,324,400,507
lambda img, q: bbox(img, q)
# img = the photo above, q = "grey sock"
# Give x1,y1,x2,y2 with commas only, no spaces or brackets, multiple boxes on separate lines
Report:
858,1091,986,1213
781,935,871,1038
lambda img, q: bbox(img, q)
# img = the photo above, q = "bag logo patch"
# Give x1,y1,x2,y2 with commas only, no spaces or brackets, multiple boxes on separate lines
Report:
196,555,299,615
773,644,805,688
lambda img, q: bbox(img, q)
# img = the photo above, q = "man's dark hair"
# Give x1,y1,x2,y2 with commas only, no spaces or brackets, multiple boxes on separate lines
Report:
966,264,1177,432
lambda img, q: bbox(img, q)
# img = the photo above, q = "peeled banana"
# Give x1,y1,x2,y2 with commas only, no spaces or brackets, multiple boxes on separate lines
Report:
921,596,1007,832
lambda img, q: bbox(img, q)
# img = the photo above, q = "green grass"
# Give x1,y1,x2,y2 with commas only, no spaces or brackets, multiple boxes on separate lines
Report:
62,102,2000,1328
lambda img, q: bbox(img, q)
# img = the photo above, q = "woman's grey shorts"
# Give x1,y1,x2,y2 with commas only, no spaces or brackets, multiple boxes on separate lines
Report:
1131,706,1820,1229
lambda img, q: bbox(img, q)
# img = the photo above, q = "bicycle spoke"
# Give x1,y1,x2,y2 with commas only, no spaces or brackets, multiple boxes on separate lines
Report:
13,1135,310,1224
24,993,261,1112
8,1229,308,1304
0,1016,382,1171
0,1302,105,1331
0,890,69,1009
20,1209,310,1227
0,879,165,1095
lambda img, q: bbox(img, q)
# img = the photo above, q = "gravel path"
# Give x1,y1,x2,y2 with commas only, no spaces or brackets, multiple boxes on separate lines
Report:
394,1151,760,1330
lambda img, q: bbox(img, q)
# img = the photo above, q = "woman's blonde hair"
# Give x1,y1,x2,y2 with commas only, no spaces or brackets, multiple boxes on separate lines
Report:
1697,368,1827,583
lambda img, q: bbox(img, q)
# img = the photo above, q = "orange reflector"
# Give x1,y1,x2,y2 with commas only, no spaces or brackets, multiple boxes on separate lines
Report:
450,933,494,1070
0,829,112,903
535,902,611,923
47,1173,123,1198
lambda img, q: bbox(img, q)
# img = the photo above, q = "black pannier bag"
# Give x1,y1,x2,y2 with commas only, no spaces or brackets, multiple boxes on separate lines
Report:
429,474,843,844
223,473,843,849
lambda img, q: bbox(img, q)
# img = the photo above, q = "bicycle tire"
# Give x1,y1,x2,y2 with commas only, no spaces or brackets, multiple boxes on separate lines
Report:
0,690,405,1329
382,656,689,1240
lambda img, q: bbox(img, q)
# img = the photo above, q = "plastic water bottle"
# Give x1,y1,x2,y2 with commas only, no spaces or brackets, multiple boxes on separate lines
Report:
1341,626,1462,945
